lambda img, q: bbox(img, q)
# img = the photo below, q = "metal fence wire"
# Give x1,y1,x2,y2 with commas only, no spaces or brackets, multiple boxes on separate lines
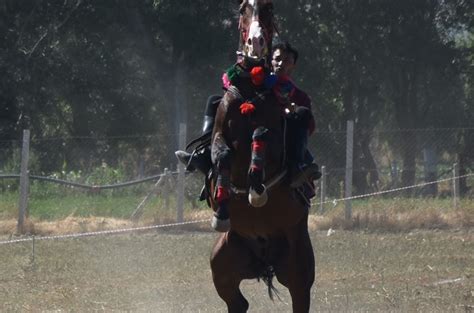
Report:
310,127,473,199
0,126,472,226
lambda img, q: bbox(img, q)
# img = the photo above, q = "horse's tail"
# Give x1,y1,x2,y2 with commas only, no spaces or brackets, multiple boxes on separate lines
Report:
258,265,280,301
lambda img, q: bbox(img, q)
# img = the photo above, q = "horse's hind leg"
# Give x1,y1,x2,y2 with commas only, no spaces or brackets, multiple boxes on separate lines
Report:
285,217,315,313
210,231,255,313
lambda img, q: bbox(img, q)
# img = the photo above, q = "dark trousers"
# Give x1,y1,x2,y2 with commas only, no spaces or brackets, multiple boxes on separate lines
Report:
285,106,314,166
203,95,222,129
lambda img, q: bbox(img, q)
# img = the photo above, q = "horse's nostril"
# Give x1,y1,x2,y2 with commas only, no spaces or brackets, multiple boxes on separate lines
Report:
248,38,252,45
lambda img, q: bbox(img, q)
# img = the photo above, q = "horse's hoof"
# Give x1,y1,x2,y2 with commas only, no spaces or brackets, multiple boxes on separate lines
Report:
211,216,230,232
248,185,268,207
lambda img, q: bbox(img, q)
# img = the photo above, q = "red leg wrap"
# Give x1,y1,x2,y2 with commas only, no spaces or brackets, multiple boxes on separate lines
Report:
251,140,266,153
216,186,230,203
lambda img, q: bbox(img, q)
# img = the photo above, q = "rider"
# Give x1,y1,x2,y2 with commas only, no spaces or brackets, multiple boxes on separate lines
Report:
175,42,320,196
271,42,321,188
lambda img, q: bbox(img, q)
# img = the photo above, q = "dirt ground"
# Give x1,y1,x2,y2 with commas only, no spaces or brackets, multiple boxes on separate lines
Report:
0,228,472,312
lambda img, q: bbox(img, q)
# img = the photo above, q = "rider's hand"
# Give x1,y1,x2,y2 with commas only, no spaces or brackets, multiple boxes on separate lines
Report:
285,102,298,118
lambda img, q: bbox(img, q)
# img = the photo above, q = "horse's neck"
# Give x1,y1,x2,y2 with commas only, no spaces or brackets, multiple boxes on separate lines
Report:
226,86,283,187
231,64,270,99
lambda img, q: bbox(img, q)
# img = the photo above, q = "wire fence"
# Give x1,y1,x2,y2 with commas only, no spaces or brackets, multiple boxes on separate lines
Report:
0,126,472,236
310,127,473,198
0,172,472,246
1,127,472,188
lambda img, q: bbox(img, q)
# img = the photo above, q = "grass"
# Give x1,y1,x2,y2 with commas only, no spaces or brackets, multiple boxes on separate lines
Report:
0,230,472,312
313,230,473,312
0,185,473,236
0,188,203,220
312,197,474,231
1,182,472,311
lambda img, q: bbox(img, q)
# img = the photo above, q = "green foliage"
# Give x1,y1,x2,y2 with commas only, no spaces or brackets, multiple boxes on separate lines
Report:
85,162,125,186
0,0,472,194
0,148,21,191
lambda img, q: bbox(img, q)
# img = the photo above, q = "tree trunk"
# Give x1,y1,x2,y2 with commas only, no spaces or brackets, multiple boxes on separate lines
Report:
68,92,95,170
459,129,473,196
422,147,438,196
352,89,380,195
391,63,419,194
400,139,417,190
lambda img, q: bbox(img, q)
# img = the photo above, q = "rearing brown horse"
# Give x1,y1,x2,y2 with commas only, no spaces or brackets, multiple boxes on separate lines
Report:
208,1,315,312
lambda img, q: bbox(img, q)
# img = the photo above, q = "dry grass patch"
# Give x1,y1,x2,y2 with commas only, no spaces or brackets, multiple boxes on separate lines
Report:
310,207,473,232
0,210,215,237
0,217,137,236
1,209,472,237
1,230,472,312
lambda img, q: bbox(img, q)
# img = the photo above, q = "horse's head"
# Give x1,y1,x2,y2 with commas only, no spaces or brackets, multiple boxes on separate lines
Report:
238,0,274,66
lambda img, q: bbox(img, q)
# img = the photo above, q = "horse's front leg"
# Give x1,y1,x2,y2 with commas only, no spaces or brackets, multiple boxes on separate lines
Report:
211,131,232,232
248,126,269,207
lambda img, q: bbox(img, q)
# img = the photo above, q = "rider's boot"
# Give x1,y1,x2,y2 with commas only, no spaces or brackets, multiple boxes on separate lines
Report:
174,114,213,174
175,146,212,175
290,146,322,188
175,96,220,174
290,156,321,188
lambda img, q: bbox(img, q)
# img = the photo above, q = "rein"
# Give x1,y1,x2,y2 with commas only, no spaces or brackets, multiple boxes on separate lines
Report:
231,169,287,195
227,84,271,108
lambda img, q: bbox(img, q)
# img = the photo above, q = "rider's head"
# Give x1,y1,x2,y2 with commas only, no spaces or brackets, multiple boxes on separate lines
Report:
271,42,298,78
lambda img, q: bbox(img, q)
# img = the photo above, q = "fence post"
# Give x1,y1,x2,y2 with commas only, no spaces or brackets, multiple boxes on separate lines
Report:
391,160,399,188
319,165,326,214
452,163,459,209
17,129,30,234
163,168,171,210
176,123,187,223
345,121,354,220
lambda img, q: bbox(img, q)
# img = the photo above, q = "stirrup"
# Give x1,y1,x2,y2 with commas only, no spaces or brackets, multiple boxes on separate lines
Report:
175,150,195,171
